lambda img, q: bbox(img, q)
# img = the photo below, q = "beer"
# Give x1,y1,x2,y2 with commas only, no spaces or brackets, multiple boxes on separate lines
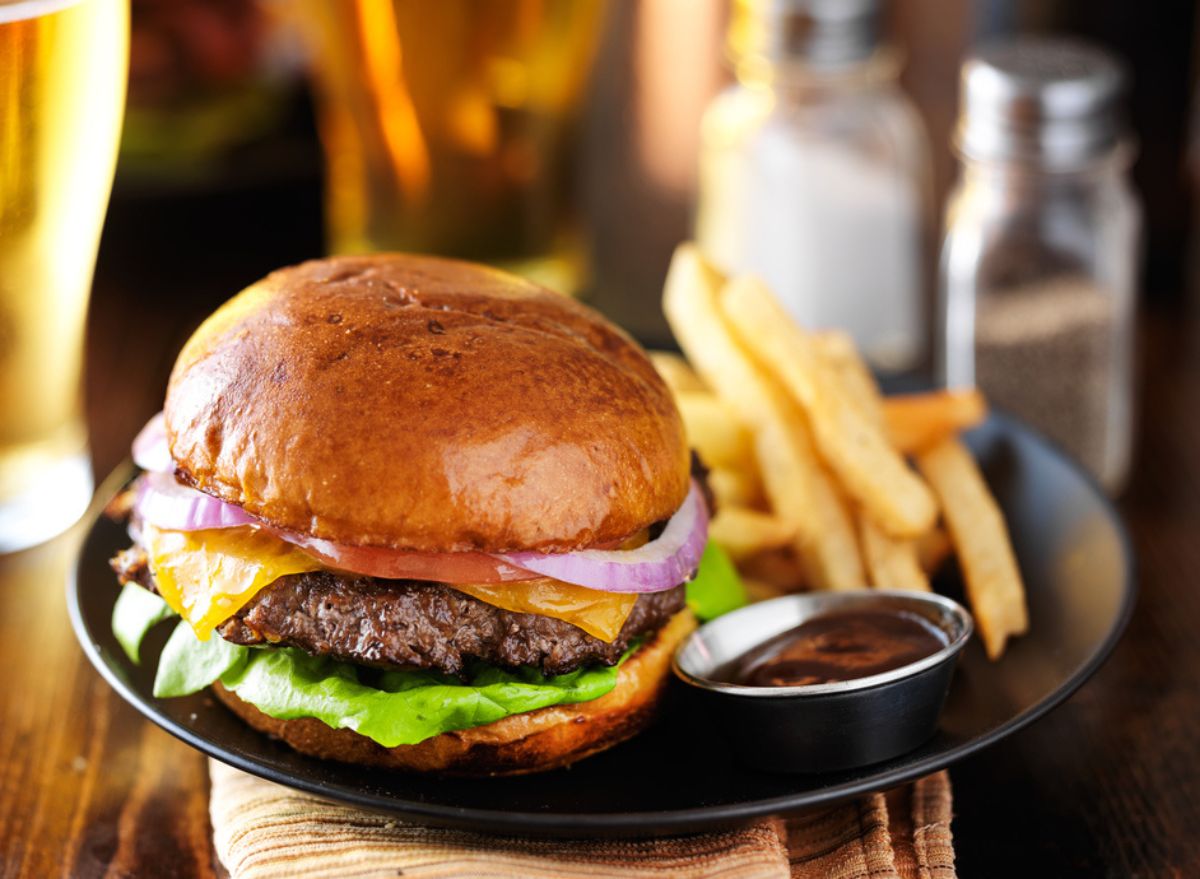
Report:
293,0,604,294
0,0,127,549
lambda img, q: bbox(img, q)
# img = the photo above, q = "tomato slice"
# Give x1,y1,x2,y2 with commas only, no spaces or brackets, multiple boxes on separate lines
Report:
269,526,650,584
275,530,540,583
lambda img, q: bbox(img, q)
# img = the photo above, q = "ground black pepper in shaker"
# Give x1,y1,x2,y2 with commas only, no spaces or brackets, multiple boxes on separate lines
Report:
938,38,1140,491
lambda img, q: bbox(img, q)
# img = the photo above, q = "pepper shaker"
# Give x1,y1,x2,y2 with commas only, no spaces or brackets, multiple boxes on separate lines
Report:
939,38,1140,491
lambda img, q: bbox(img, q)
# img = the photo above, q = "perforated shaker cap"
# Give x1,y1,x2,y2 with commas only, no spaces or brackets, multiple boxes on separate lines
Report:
956,37,1128,168
731,0,880,73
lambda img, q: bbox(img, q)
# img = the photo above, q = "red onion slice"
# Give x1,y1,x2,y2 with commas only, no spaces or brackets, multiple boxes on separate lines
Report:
494,482,708,593
132,412,172,474
131,472,539,582
135,471,258,532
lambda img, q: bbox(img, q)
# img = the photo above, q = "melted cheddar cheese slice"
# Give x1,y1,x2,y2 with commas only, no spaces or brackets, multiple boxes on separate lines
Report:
451,581,637,643
142,524,323,640
141,525,639,644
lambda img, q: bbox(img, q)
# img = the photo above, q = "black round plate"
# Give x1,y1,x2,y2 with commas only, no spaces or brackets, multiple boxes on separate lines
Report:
69,414,1135,837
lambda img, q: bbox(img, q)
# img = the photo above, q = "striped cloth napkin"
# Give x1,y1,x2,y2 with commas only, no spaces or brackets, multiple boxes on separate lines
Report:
209,760,956,879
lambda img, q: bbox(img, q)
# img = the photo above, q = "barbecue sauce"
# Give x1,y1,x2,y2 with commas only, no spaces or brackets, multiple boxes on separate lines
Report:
726,609,947,687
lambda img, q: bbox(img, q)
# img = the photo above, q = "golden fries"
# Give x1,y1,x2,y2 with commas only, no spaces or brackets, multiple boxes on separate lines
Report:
858,513,930,592
721,276,936,539
660,241,1028,661
753,416,865,590
708,506,796,561
884,389,988,455
917,524,953,576
916,438,1028,659
648,350,708,395
809,332,941,590
663,245,865,590
663,246,777,426
708,466,764,509
814,331,886,426
741,575,795,603
738,546,807,594
674,392,754,471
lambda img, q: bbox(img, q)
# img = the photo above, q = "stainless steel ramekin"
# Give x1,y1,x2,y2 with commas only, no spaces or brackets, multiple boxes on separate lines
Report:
673,590,973,773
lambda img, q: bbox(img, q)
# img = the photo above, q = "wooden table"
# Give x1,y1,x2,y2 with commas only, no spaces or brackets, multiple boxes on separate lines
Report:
1,192,1198,877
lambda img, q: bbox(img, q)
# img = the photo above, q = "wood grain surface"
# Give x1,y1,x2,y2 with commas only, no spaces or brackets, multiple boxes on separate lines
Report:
1,188,1198,876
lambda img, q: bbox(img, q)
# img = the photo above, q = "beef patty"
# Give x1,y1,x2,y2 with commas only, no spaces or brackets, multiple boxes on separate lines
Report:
111,548,686,677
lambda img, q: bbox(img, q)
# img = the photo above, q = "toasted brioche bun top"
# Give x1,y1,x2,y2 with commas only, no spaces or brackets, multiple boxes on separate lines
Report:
164,254,689,552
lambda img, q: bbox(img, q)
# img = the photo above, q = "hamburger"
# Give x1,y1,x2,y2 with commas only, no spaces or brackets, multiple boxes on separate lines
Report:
109,253,741,776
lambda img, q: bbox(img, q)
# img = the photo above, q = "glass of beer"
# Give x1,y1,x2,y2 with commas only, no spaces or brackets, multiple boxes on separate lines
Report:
292,0,605,295
0,0,128,551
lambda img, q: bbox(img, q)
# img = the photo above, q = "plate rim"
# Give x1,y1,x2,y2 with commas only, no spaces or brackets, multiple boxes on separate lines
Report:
68,413,1137,836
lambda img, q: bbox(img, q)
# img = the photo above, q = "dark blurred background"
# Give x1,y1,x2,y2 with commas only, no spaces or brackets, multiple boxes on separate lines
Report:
90,0,1200,466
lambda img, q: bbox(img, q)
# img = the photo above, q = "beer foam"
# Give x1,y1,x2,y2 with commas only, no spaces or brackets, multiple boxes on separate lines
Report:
0,0,86,24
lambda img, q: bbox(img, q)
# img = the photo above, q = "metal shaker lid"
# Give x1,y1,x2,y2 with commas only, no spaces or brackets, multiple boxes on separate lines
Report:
955,37,1128,168
730,0,880,74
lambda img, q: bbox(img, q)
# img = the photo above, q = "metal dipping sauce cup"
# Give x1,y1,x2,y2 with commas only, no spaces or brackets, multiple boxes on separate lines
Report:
673,591,973,773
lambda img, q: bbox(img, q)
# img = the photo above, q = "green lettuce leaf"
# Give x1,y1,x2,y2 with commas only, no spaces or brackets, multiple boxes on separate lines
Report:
687,542,748,621
153,620,249,698
112,582,176,665
148,619,634,747
219,648,627,748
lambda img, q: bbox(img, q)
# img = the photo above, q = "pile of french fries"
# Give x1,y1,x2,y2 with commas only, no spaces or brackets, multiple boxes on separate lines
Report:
658,244,1028,660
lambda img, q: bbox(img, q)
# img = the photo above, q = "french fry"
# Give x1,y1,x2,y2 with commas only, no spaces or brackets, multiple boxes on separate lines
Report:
916,438,1028,660
675,392,755,471
754,417,865,590
663,245,865,590
917,524,953,575
814,331,885,426
741,576,794,603
808,332,940,596
739,545,807,594
709,506,797,561
804,334,956,582
721,276,936,539
884,389,988,455
810,330,944,608
648,350,708,395
708,466,764,510
810,338,987,454
817,333,934,593
858,512,930,592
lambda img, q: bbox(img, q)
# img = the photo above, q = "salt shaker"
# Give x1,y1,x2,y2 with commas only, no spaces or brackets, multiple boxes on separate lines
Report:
696,0,932,373
939,38,1140,492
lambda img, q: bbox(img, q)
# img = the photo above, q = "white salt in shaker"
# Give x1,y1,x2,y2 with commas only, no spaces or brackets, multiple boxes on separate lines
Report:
696,0,932,373
939,38,1141,492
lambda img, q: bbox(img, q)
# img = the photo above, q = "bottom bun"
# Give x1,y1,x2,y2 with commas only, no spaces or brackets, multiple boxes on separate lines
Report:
213,608,697,776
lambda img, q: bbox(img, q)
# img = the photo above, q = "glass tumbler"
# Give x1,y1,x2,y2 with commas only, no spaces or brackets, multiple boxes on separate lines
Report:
292,0,606,296
0,0,129,550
